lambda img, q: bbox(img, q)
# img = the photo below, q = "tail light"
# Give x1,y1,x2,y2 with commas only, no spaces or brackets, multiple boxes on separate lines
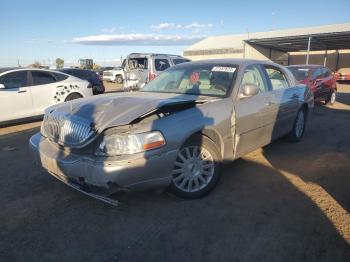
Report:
148,72,156,81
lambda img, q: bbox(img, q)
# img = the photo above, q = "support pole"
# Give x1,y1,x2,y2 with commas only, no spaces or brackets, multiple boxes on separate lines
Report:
306,36,312,64
324,50,328,66
335,50,340,70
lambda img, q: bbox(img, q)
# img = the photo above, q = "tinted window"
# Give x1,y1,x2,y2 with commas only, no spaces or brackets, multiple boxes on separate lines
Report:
32,71,57,85
241,65,268,92
0,71,28,89
52,72,68,82
287,67,310,81
322,67,331,77
155,59,170,71
264,67,289,90
311,68,323,80
173,58,190,65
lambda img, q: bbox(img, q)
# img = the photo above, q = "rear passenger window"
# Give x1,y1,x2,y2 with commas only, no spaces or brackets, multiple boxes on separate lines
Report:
311,68,323,80
155,59,170,71
31,71,57,85
265,67,289,90
241,65,268,93
322,67,331,77
0,71,28,89
52,72,68,82
173,58,190,65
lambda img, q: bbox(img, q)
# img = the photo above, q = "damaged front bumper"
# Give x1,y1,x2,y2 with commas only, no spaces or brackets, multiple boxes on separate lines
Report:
29,132,177,204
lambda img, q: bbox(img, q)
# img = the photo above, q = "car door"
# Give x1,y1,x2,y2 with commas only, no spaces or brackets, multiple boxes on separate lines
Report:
263,65,299,138
321,67,334,97
311,67,324,100
234,64,276,157
28,70,58,115
0,70,33,122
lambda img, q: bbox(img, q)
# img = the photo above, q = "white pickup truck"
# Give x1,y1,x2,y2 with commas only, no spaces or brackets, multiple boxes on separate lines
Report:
102,67,125,84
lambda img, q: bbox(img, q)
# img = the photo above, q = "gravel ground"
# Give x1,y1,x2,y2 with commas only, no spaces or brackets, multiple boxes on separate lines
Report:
0,84,349,262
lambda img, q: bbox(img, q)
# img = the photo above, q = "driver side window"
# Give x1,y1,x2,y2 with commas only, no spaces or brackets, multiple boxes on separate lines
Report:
241,65,268,93
0,71,28,89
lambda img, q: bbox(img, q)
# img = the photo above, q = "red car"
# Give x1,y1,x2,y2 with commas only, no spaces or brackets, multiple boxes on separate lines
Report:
287,65,337,105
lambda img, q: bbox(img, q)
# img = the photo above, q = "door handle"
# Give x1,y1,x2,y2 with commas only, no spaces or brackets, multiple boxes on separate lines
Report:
291,94,299,99
18,89,27,93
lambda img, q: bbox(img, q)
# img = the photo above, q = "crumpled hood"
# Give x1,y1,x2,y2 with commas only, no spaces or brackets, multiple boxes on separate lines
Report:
46,92,212,132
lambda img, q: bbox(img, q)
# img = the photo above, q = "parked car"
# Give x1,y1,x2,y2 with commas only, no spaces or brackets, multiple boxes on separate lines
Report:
102,66,125,84
30,59,313,202
0,68,92,125
123,53,190,89
334,68,350,82
58,68,105,95
94,66,114,77
286,65,337,105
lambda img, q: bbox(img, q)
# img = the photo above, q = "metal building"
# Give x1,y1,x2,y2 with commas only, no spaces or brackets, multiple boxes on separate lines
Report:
183,23,350,70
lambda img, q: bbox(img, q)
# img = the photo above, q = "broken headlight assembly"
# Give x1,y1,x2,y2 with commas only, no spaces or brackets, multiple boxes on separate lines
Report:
96,131,166,156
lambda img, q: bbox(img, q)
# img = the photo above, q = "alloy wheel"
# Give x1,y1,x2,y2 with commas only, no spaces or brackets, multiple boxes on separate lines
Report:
172,146,215,193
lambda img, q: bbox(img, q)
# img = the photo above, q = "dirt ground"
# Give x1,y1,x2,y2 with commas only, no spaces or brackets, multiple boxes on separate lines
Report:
0,84,349,262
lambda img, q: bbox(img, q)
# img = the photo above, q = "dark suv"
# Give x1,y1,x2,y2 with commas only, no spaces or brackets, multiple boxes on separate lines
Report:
287,65,337,105
59,68,105,95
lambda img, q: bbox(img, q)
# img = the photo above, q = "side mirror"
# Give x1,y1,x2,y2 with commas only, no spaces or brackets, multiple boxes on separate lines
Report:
0,84,5,89
240,84,259,98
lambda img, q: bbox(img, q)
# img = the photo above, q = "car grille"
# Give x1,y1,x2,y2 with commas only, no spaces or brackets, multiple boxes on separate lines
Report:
103,72,113,76
42,113,95,147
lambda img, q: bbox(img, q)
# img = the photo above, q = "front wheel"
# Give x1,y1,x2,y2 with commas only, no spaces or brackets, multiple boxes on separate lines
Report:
168,135,221,199
288,108,306,142
325,91,336,105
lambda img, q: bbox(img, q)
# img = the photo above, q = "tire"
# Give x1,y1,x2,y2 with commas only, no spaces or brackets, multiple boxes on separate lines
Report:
65,93,82,102
115,75,123,84
325,91,336,105
288,108,306,142
168,135,222,199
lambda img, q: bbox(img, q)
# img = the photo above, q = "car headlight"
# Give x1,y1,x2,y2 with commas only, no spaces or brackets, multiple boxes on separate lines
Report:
96,131,165,156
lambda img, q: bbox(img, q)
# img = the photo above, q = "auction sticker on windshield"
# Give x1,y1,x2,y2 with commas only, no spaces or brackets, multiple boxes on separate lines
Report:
212,66,236,73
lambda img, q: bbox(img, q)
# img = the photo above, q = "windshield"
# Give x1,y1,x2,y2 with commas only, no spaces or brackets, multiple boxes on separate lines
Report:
141,64,237,97
287,67,310,81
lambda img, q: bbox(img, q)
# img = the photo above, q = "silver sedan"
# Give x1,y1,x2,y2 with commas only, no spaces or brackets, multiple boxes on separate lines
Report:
29,59,313,202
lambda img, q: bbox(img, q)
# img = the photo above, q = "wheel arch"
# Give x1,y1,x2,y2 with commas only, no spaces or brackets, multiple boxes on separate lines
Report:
180,128,224,158
63,91,84,101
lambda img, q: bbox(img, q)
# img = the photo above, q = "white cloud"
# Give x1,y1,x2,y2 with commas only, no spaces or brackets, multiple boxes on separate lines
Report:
151,22,213,32
151,23,182,31
184,22,213,29
71,33,205,46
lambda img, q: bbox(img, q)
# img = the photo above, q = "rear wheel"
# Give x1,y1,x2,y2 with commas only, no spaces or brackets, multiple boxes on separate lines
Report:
168,135,221,199
65,93,82,102
325,91,336,105
288,108,306,142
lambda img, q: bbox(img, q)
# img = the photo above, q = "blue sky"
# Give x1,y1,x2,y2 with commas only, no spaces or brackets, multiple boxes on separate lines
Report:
1,0,349,67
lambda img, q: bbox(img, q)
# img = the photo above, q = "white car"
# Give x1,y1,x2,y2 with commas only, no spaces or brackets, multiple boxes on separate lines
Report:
0,68,93,125
102,67,125,83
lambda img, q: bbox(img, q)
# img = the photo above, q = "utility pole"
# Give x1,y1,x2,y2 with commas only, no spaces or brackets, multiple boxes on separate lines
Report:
306,36,312,65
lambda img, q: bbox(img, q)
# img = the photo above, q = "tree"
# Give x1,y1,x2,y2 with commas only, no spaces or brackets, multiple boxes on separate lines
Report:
56,58,64,69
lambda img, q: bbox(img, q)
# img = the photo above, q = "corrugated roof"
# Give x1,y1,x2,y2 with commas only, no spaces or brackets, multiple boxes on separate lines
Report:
185,23,350,52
